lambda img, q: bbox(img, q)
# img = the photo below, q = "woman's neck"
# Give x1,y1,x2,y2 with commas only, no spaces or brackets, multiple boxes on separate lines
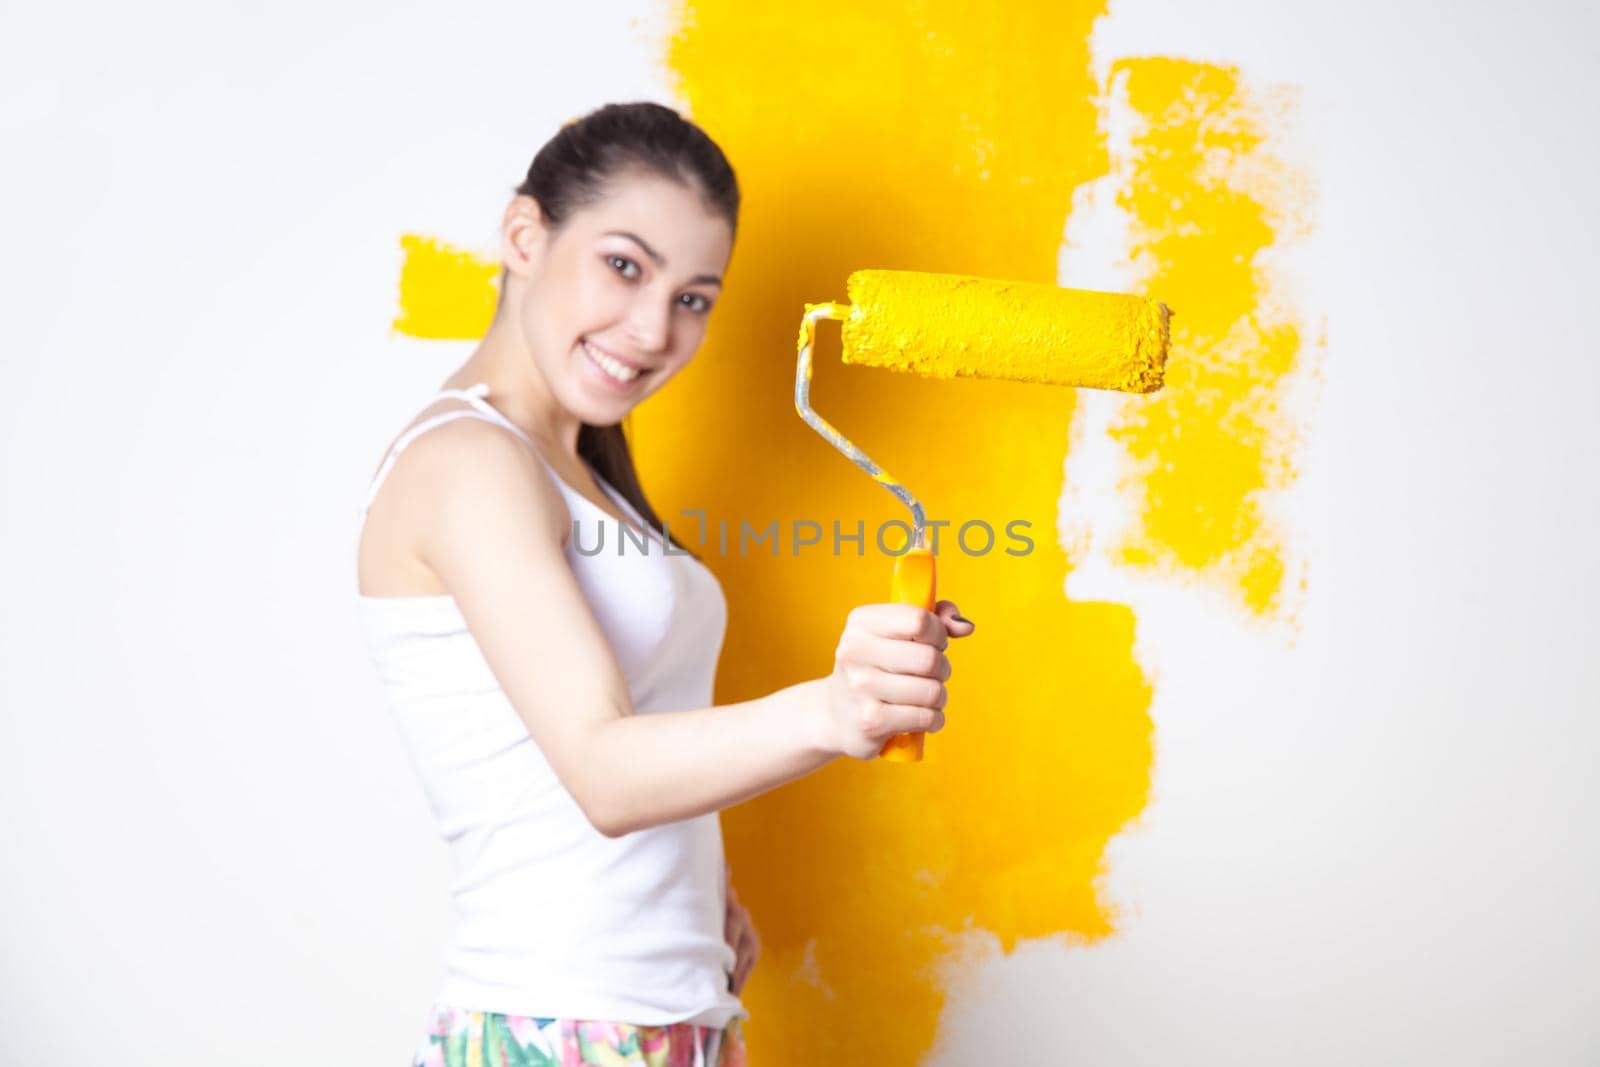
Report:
449,318,583,460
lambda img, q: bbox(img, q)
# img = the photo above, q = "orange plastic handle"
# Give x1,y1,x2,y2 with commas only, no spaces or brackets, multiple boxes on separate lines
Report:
880,544,937,762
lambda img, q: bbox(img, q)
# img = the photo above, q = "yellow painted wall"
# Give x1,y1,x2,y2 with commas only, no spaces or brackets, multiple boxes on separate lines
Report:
653,8,1148,1063
392,6,1310,1062
1105,59,1315,617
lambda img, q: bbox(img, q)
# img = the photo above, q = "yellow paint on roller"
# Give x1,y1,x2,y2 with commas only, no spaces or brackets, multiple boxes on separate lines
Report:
1105,59,1313,617
839,269,1169,392
391,234,497,340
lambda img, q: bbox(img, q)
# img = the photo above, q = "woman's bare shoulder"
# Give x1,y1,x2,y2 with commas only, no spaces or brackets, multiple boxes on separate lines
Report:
359,410,569,595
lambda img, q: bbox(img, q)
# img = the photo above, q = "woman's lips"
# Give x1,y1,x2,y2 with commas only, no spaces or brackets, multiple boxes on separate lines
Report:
581,339,652,391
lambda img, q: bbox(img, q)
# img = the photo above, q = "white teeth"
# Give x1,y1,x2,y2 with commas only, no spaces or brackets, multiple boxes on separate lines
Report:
584,341,641,384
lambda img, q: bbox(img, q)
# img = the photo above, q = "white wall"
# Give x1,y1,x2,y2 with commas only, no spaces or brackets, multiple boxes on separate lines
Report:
2,1,1595,1064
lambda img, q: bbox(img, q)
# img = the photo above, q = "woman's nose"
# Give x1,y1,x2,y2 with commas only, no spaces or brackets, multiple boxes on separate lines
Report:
624,296,671,354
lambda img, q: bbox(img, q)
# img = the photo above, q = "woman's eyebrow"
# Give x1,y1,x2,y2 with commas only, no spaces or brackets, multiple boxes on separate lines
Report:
604,230,722,287
606,230,667,266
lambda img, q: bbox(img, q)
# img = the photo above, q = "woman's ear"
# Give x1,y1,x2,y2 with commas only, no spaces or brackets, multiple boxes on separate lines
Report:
501,194,548,280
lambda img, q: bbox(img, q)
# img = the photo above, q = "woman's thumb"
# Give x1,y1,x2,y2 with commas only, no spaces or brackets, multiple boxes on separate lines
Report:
934,600,976,637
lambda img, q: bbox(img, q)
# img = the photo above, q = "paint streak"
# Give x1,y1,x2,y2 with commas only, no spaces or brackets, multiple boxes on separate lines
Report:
1106,59,1314,617
391,234,497,340
653,4,1151,1063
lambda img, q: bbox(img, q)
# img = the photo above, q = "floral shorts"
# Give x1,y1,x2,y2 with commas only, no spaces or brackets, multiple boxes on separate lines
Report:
411,1003,748,1067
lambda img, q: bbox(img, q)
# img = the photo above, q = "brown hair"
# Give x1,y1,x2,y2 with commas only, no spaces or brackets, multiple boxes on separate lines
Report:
501,102,738,557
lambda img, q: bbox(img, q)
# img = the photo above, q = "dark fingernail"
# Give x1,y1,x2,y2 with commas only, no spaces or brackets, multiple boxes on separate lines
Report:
953,614,973,626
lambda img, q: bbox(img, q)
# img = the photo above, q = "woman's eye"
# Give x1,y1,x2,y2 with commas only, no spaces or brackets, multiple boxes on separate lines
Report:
678,293,713,314
607,255,640,279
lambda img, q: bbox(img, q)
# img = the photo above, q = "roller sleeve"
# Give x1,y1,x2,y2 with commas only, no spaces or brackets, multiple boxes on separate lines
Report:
839,269,1169,393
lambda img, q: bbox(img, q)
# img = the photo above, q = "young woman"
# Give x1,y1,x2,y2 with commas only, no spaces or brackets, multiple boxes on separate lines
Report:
354,102,975,1067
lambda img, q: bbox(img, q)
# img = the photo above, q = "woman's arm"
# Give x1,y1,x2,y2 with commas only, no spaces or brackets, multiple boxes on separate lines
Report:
403,419,833,836
593,594,968,836
406,419,961,838
593,678,834,835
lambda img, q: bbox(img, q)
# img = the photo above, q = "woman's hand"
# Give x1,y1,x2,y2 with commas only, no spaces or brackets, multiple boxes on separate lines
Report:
723,864,759,995
818,599,976,760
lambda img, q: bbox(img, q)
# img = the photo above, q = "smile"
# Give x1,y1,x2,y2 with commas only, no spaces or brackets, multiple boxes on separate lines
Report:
582,339,648,386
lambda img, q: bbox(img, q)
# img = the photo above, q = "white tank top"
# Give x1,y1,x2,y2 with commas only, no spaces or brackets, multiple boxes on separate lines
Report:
353,383,746,1029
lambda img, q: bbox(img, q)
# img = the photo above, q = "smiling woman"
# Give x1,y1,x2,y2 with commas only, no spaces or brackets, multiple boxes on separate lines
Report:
491,103,736,540
352,101,975,1067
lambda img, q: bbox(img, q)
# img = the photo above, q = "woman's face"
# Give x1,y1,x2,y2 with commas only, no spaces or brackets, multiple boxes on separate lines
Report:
508,170,734,427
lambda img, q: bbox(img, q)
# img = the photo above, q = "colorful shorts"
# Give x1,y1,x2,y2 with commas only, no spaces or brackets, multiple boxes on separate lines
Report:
411,1003,748,1067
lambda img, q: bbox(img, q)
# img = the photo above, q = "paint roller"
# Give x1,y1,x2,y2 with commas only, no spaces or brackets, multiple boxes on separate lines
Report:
795,269,1172,762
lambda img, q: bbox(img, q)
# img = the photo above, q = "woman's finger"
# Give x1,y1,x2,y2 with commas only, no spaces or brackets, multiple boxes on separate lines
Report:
934,599,976,638
858,633,951,680
851,603,950,649
730,920,755,994
858,669,946,711
742,924,761,992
